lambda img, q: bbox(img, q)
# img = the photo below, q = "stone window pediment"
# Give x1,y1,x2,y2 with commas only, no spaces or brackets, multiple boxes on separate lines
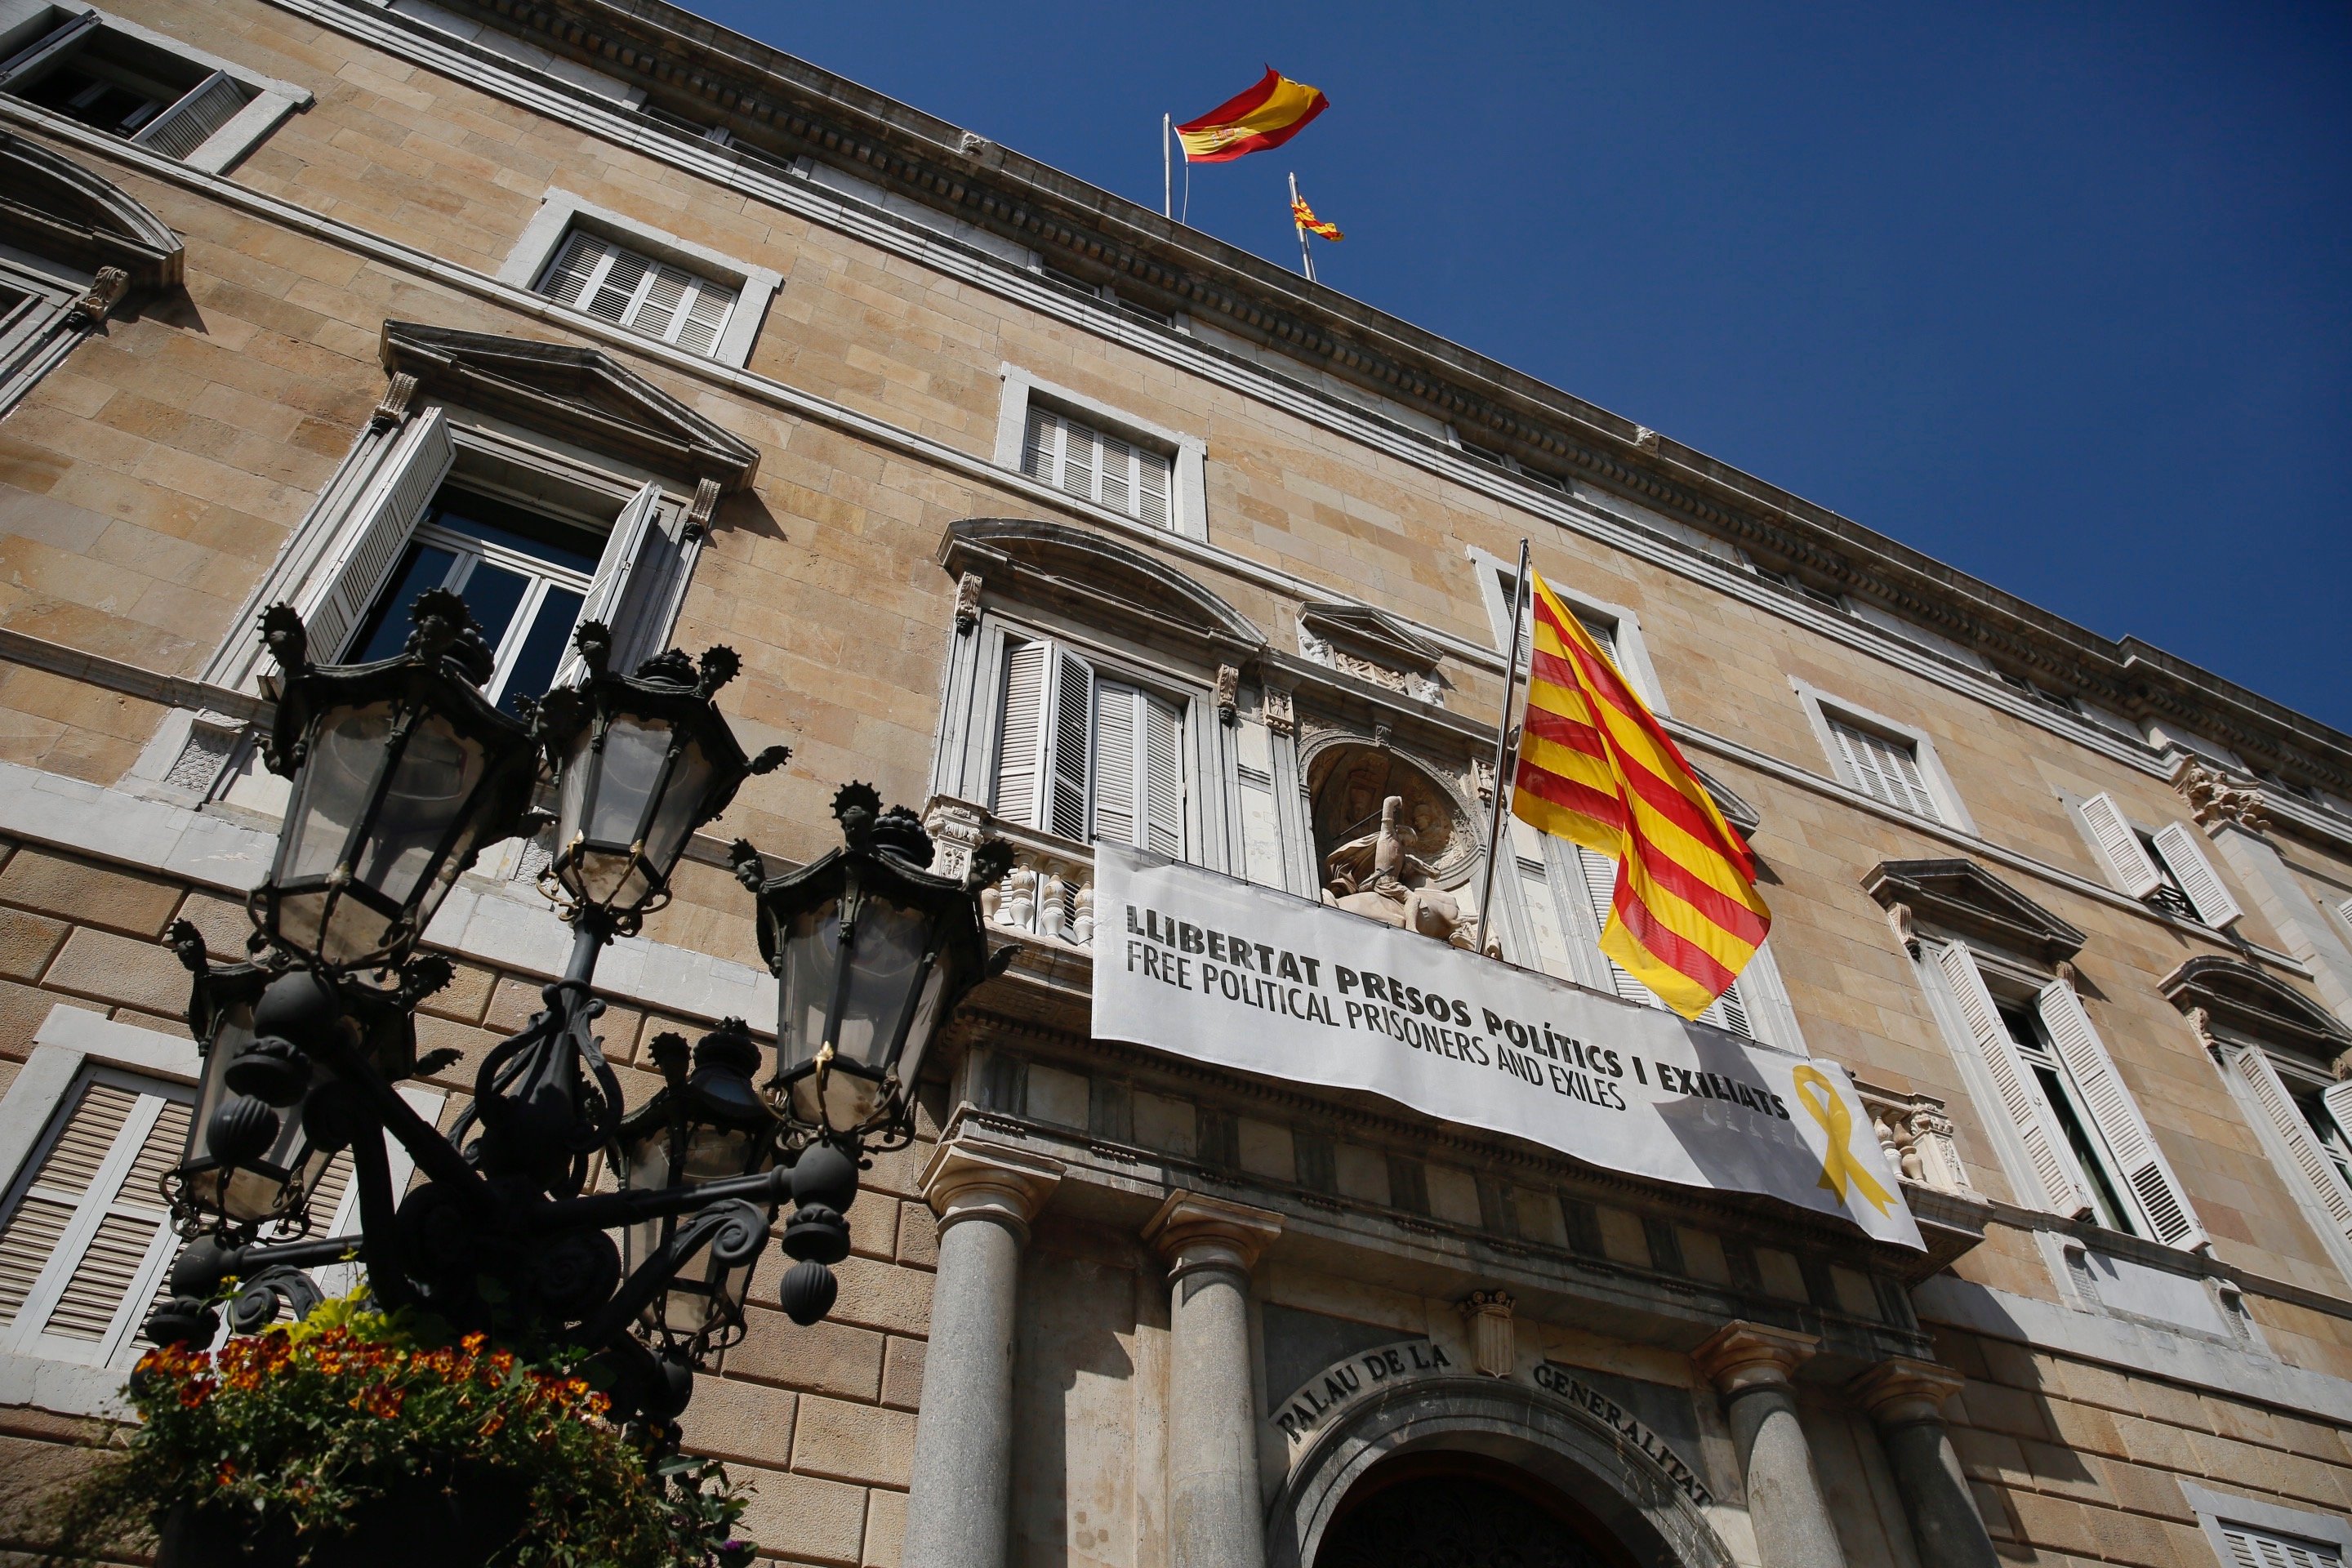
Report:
1297,602,1446,705
938,517,1263,663
1864,857,2086,965
0,131,180,288
2161,956,2350,1059
377,321,759,494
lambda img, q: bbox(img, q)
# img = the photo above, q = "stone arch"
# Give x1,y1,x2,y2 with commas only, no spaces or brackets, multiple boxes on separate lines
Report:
0,131,184,287
1300,737,1481,889
938,516,1264,660
1267,1377,1735,1568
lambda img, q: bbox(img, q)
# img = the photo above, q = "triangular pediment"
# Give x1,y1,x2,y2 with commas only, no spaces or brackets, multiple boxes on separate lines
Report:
378,322,760,492
1863,858,2085,964
940,518,1263,659
2162,956,2350,1056
0,132,181,288
1298,603,1445,675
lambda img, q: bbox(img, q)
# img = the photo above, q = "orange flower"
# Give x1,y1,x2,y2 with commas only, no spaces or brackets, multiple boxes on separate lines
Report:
215,1461,238,1487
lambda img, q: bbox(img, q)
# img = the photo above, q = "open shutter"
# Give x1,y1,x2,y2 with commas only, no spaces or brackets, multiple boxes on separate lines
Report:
1699,977,1752,1039
1574,846,1646,1004
2078,793,2164,898
301,408,453,662
2152,823,2243,928
1042,646,1093,842
0,12,100,92
1932,942,2092,1217
1140,692,1183,856
2234,1047,2352,1249
2327,1081,2352,1153
2036,980,2207,1250
0,1072,191,1367
991,639,1049,828
131,69,246,161
1092,683,1138,848
552,482,662,686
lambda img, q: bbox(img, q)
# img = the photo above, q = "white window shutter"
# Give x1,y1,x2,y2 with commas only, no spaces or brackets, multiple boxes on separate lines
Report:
0,1074,191,1367
2035,980,2207,1250
1137,450,1172,529
1574,845,1646,1004
538,231,612,310
674,278,735,359
2152,823,2243,928
1699,976,1752,1039
1098,433,1133,516
131,69,246,162
1019,406,1060,488
2219,1523,2344,1567
1931,942,2092,1218
1042,645,1093,843
2326,1080,2352,1150
991,639,1049,828
301,407,455,661
1514,858,1575,978
584,246,649,325
553,482,663,686
2078,793,2163,898
1139,692,1183,856
1092,683,1138,849
2234,1047,2352,1249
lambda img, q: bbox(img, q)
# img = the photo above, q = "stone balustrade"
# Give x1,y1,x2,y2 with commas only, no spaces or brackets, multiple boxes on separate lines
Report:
922,796,1096,948
1853,1080,1974,1196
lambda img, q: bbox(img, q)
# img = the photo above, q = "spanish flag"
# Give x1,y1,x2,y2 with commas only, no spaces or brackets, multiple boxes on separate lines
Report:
1512,569,1771,1018
1177,68,1330,163
1291,192,1343,241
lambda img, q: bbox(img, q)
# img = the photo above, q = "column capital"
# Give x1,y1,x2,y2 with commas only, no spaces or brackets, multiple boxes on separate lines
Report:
1691,1321,1820,1398
1144,1190,1284,1281
920,1138,1065,1243
1849,1356,1967,1427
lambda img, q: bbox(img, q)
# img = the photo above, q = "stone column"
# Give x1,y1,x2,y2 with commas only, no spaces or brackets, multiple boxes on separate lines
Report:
1692,1322,1850,1568
1145,1191,1285,1568
902,1140,1065,1568
1851,1357,1998,1568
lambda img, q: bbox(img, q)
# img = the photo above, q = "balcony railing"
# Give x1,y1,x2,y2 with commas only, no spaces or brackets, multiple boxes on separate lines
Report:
1852,1080,1975,1196
922,796,1095,949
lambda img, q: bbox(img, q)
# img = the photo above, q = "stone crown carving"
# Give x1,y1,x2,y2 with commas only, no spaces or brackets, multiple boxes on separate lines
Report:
2172,757,2271,832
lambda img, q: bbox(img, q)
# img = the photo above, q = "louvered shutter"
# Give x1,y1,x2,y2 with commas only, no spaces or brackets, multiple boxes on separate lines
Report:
2232,1046,2352,1249
553,482,662,687
1,1073,191,1367
303,408,454,661
1575,846,1646,1004
1931,942,2092,1217
538,230,609,310
131,69,246,161
1098,433,1133,516
1092,682,1138,848
1831,717,1937,818
2035,980,2207,1250
1139,692,1183,855
2152,823,2243,928
2219,1524,2343,1568
2078,793,2164,898
2326,1081,2352,1155
1019,405,1061,488
674,278,733,358
1699,977,1751,1039
1043,645,1093,842
991,639,1049,827
1136,449,1172,529
2339,895,2352,935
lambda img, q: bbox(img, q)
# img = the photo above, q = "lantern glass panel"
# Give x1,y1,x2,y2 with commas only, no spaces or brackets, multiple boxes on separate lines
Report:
640,733,715,896
282,703,394,884
586,714,673,848
838,894,930,1073
617,1118,765,1340
360,715,485,906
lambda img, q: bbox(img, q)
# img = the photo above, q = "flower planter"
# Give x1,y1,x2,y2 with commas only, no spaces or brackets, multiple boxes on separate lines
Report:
156,1469,528,1568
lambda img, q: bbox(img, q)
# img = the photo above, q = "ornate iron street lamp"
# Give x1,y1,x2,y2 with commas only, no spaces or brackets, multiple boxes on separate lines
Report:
149,595,1007,1437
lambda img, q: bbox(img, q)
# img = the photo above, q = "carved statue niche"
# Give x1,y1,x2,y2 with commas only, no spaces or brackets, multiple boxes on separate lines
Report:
1307,744,1487,951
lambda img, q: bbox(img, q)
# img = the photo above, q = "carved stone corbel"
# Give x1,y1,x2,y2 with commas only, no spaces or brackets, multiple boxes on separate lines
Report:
1262,686,1295,737
954,571,984,635
684,476,724,541
1885,900,1918,958
74,266,130,326
2172,756,2270,832
1214,664,1240,726
368,372,420,431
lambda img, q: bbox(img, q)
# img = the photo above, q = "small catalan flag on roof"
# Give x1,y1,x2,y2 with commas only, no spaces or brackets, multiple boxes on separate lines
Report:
1290,190,1343,242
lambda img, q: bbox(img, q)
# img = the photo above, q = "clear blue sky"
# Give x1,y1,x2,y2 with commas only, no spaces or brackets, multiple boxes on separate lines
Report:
697,0,2352,733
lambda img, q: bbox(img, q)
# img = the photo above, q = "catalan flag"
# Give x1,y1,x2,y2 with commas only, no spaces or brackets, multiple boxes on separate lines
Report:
1177,68,1330,163
1291,192,1343,241
1512,570,1771,1018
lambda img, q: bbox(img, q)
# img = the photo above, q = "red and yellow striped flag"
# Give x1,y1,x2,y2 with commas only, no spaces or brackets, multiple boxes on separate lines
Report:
1512,570,1770,1018
1177,68,1330,163
1290,194,1343,241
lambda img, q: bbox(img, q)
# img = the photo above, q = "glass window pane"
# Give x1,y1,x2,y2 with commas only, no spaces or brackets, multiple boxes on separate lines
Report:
497,586,584,715
429,494,602,577
456,562,528,653
347,543,458,663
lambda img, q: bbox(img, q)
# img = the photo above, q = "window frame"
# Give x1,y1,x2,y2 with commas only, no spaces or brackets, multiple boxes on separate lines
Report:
494,189,782,369
2067,790,2245,929
0,4,310,173
993,364,1208,541
2182,1481,2352,1568
2207,1022,2352,1288
1791,677,1976,833
1465,546,1671,716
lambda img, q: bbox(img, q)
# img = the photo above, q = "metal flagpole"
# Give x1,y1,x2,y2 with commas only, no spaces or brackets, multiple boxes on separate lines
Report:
1289,171,1315,283
1472,538,1532,957
1163,114,1173,219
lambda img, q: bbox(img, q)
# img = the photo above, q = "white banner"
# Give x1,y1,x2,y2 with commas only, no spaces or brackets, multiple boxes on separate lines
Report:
1092,844,1922,1250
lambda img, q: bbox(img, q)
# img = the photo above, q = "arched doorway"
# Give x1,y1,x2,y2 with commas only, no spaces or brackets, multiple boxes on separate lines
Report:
1315,1451,1641,1568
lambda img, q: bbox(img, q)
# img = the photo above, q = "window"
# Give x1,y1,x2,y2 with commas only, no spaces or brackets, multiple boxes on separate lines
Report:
2214,1034,2352,1276
1570,844,1751,1036
2075,793,2243,928
537,231,737,359
1472,553,1672,715
1828,715,1939,819
1928,942,2205,1249
345,487,600,715
2217,1523,2343,1568
0,1067,189,1371
0,7,306,172
992,636,1186,856
1020,406,1174,531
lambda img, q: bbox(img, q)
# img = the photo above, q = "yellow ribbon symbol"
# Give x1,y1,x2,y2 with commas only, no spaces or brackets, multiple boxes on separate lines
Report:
1793,1066,1894,1216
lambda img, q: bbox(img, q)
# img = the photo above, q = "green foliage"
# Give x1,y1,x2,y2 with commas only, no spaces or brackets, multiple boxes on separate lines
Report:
35,1288,756,1567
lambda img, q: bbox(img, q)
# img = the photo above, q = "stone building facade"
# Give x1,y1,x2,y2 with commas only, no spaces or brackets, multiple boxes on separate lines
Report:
2,1,2351,1563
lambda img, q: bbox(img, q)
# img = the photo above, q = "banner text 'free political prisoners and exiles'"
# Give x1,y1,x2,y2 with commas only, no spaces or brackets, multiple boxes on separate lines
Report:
1089,844,1922,1250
